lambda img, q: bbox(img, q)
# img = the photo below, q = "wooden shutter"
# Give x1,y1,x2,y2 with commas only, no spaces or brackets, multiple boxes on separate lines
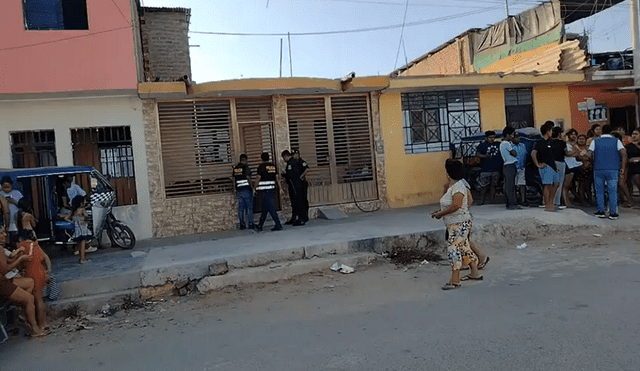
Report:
330,96,374,184
287,98,331,185
158,100,234,198
236,98,275,169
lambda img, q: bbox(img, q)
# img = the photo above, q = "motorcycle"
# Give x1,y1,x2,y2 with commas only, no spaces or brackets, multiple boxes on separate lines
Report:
0,166,135,250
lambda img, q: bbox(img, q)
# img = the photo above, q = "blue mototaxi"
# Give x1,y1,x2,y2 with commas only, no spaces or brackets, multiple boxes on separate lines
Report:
0,166,135,250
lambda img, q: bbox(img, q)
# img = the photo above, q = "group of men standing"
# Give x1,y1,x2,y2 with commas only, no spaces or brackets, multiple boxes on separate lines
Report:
476,121,627,220
232,149,309,232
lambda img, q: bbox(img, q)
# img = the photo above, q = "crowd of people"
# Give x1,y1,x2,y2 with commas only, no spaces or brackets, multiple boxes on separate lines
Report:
434,120,639,290
0,175,97,338
474,121,640,218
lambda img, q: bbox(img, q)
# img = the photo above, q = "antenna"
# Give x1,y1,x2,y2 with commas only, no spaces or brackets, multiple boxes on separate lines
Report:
279,38,283,77
288,32,293,77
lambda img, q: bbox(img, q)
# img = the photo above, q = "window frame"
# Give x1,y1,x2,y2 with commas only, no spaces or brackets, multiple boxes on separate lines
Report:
401,90,482,154
23,0,89,31
10,130,58,168
504,88,534,129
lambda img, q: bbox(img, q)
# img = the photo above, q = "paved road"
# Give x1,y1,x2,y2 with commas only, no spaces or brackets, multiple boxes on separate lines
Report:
2,230,640,371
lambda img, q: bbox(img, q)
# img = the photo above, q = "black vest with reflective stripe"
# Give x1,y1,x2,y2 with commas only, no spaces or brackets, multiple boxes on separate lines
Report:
257,162,277,191
233,164,250,190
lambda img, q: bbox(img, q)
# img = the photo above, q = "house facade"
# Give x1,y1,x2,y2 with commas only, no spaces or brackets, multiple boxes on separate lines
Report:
0,0,153,240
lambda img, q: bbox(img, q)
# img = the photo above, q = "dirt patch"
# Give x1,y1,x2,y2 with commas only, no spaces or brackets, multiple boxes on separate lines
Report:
388,236,442,266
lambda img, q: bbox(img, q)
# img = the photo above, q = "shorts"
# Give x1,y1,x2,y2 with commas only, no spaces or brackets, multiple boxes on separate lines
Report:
515,168,526,186
73,235,93,242
0,276,18,299
539,165,559,185
478,172,500,188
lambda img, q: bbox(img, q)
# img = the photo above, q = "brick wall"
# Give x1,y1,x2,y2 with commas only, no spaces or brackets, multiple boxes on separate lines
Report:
139,7,192,83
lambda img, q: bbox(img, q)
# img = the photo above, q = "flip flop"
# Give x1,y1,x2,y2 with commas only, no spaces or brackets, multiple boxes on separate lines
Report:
30,330,49,338
460,275,483,281
442,282,461,290
478,256,490,270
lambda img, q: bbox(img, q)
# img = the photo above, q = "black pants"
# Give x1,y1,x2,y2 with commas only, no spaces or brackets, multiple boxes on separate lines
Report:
287,183,298,221
503,163,517,208
291,182,309,222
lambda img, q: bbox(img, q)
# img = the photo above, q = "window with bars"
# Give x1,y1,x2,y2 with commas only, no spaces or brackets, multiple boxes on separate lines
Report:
71,126,137,205
157,100,234,198
401,90,482,154
505,88,534,129
10,130,58,168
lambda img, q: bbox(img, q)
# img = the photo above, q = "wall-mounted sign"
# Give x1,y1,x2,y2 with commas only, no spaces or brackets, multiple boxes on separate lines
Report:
588,104,607,122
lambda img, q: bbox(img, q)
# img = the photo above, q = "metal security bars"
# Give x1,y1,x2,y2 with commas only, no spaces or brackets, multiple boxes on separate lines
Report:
158,100,233,198
10,130,57,168
401,90,481,154
331,96,374,183
71,126,137,205
505,88,534,129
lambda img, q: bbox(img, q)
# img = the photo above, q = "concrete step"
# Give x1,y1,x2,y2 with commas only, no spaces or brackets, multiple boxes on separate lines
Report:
58,271,141,300
317,206,349,220
48,289,140,315
196,252,380,293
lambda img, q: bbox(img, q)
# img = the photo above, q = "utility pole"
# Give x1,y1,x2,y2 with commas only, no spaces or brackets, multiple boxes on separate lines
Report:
505,0,510,18
279,38,283,77
632,0,640,127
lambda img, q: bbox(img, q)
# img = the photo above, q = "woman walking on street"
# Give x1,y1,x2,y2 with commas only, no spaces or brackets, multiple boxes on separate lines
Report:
432,159,482,290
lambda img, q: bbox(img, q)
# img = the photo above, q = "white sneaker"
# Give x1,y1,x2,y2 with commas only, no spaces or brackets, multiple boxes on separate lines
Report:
73,250,79,255
557,205,567,209
86,246,98,253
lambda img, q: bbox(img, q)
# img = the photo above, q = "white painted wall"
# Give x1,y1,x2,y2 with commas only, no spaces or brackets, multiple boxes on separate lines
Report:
0,95,153,240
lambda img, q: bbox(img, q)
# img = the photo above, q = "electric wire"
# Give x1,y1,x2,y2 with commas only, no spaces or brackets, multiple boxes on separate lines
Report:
393,0,410,70
0,26,131,52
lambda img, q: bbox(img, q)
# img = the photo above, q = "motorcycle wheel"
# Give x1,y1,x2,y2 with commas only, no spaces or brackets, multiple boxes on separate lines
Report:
107,222,136,249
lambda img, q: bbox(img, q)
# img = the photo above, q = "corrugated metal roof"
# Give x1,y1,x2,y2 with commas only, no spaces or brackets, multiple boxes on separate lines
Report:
502,39,587,74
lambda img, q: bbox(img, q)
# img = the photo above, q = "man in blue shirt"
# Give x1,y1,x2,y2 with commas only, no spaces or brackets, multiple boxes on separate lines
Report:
589,124,627,220
500,127,520,210
512,133,529,206
476,131,503,205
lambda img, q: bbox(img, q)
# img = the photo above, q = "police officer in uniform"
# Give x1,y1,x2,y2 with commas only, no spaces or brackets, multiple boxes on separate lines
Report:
254,152,283,231
289,148,310,226
232,154,254,230
281,150,297,225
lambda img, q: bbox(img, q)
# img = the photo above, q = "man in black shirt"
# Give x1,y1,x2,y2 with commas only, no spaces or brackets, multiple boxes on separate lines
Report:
281,150,297,225
531,121,560,211
254,152,283,231
232,154,254,230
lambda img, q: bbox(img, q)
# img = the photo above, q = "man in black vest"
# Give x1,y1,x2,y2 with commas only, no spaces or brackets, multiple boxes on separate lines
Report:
232,154,254,230
281,150,297,225
254,152,283,231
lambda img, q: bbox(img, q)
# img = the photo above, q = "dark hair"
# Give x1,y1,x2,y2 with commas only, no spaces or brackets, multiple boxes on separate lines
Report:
566,128,578,137
485,131,496,137
445,159,465,181
544,120,556,127
1,176,12,186
540,122,554,136
261,152,270,162
551,126,563,138
577,134,587,140
239,154,248,161
611,131,622,140
281,150,291,158
591,123,601,133
503,127,515,137
71,195,85,213
17,198,32,214
602,124,613,135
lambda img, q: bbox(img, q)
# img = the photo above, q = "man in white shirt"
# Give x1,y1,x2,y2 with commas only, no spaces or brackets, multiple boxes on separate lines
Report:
500,127,520,210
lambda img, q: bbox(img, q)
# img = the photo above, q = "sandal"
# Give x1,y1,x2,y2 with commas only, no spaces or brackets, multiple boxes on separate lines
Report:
478,256,490,270
442,282,461,290
460,275,483,281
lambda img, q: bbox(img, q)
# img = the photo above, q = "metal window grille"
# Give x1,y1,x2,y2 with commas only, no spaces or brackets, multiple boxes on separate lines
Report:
331,96,374,183
505,88,534,129
10,130,57,168
158,100,234,198
401,90,482,154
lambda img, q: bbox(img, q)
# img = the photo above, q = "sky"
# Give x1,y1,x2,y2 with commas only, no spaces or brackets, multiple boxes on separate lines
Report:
142,0,634,83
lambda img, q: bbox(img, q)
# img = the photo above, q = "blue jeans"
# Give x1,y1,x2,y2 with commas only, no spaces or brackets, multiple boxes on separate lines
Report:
553,161,566,206
594,169,619,215
237,188,254,228
258,189,282,228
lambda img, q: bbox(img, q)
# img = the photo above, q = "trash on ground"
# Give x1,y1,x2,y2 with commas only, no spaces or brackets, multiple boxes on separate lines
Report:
517,243,527,249
330,262,341,272
420,260,429,265
593,234,603,238
85,315,109,323
339,264,355,274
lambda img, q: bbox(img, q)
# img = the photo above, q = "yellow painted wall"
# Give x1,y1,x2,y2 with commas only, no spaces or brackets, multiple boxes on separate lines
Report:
479,88,506,131
533,86,572,129
379,93,450,208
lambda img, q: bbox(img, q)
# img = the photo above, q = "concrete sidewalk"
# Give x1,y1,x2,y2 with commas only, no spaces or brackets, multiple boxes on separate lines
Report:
48,203,640,311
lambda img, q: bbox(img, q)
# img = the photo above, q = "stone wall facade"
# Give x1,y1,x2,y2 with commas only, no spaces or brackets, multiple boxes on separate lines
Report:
139,7,192,83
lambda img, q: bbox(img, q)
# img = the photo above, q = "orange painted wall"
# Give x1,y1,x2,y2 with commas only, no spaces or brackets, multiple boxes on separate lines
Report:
568,83,636,134
0,0,137,94
400,37,472,76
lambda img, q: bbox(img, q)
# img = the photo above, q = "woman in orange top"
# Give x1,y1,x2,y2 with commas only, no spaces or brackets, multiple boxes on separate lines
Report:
17,232,51,331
